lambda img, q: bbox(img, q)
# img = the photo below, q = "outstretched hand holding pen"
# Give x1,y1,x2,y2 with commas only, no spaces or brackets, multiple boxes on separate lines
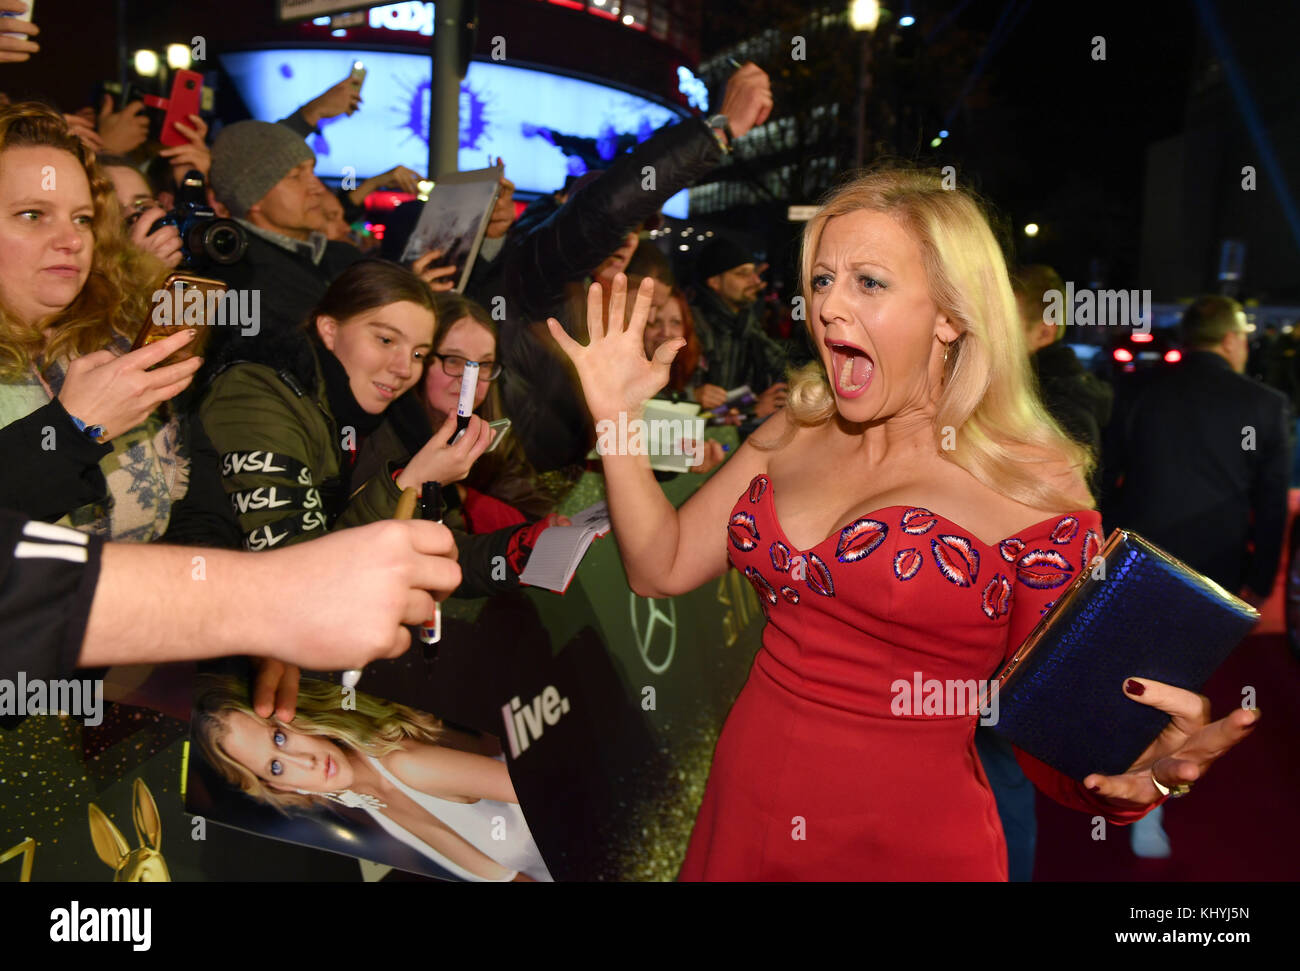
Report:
343,487,421,691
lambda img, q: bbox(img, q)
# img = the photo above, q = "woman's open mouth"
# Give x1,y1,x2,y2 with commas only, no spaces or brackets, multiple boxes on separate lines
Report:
826,339,874,398
373,382,397,400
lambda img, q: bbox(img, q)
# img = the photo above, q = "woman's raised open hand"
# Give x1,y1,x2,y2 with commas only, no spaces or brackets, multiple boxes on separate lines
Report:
546,273,684,425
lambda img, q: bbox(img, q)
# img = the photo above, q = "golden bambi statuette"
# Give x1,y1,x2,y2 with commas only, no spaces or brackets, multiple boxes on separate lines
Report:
87,778,171,882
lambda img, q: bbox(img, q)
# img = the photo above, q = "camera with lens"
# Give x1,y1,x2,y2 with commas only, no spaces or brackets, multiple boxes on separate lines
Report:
149,169,248,269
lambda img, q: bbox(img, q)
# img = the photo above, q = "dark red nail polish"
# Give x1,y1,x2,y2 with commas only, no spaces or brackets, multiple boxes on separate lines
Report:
1125,679,1145,695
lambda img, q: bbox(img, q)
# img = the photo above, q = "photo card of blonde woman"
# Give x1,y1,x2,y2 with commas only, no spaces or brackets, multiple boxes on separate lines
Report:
184,671,553,883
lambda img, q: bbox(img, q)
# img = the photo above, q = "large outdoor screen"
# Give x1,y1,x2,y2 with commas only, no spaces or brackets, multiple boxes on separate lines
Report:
219,48,690,217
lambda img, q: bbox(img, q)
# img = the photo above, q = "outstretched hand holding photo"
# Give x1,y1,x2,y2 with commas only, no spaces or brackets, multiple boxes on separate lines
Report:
410,246,458,291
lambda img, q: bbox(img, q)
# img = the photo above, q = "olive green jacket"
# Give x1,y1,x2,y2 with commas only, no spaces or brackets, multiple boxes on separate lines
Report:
199,334,521,597
200,346,400,550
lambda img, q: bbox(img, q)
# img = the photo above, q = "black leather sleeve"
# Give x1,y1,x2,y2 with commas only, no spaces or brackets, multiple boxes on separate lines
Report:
0,510,104,683
160,411,243,549
276,108,317,139
450,525,521,599
503,117,725,322
0,399,112,522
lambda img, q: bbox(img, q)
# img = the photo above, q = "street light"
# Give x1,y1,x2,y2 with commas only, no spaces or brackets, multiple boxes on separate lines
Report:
849,0,881,31
133,49,160,77
166,44,192,70
849,1,879,167
1024,223,1040,237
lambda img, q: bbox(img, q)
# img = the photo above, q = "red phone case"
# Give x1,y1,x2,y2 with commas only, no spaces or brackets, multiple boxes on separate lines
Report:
159,70,203,147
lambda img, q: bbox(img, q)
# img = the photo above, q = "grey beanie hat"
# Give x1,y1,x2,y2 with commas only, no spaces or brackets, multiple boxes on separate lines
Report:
210,121,315,219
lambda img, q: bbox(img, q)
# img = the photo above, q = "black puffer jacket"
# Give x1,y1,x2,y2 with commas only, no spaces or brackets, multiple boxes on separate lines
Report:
690,286,789,392
203,231,364,368
1033,342,1113,455
467,118,727,471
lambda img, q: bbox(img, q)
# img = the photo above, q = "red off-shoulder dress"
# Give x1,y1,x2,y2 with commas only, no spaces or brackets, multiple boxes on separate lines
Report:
678,474,1156,881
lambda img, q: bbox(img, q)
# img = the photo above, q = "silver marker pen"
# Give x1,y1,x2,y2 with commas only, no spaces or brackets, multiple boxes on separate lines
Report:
418,481,446,647
343,487,420,689
450,361,480,445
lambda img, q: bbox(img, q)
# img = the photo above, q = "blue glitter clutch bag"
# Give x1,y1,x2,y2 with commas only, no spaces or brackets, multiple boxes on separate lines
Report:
987,529,1259,781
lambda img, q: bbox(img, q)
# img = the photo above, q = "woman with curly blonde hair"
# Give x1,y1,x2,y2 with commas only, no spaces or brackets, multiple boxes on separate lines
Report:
548,165,1261,880
193,673,551,882
0,101,207,540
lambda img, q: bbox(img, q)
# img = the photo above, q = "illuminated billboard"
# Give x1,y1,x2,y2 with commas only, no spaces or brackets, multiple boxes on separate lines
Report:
218,48,690,217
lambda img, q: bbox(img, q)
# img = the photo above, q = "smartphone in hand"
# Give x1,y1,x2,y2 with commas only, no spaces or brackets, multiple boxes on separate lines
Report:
133,273,227,367
159,70,204,147
485,417,512,453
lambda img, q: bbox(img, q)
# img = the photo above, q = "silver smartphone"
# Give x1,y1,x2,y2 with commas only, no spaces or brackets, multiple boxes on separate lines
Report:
485,417,511,454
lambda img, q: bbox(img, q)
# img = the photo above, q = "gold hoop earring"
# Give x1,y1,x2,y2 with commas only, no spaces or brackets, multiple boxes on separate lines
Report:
942,341,952,368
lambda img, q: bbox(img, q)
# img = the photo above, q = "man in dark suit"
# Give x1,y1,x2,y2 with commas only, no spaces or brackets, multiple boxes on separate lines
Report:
1101,295,1290,857
1103,296,1290,603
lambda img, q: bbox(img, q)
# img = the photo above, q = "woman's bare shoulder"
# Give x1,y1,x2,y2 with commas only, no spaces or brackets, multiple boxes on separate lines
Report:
749,408,825,473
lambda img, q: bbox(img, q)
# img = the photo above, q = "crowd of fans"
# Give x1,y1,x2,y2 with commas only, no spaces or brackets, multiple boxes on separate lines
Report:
0,5,1276,877
0,8,774,711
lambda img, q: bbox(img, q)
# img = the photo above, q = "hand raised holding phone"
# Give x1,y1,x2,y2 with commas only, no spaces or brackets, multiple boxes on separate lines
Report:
57,329,202,442
301,72,363,127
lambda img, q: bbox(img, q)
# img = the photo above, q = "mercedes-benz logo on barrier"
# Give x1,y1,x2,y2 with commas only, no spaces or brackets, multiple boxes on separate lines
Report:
629,593,677,674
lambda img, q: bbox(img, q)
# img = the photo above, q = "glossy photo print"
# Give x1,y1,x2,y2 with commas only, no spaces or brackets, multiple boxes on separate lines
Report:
185,673,552,882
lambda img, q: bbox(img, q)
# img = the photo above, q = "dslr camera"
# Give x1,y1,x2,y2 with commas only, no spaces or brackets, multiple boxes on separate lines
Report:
150,169,247,269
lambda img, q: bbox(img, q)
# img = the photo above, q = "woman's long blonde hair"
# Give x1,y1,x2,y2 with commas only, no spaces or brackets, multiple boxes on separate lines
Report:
0,102,165,378
782,166,1093,511
193,673,443,816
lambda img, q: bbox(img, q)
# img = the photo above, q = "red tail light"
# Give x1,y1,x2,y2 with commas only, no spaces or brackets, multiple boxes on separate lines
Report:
1113,348,1134,362
1131,332,1154,343
1164,349,1182,363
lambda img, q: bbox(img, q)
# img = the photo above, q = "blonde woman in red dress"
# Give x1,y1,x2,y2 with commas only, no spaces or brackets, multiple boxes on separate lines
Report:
547,169,1260,880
